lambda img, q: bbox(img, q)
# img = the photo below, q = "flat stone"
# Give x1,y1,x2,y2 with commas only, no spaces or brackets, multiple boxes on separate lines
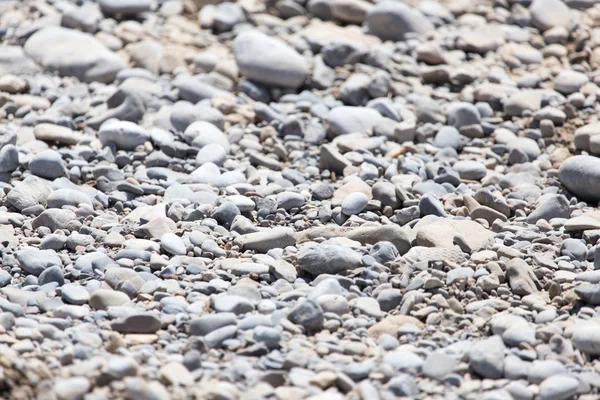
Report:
415,218,494,251
24,27,126,83
111,314,161,334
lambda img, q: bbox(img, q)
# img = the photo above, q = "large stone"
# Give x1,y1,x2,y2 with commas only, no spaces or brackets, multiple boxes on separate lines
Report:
7,176,53,211
572,325,600,355
233,30,309,88
0,46,40,75
327,106,382,136
29,150,68,180
184,121,230,152
296,225,411,254
111,314,161,334
415,218,494,251
575,284,600,305
297,244,362,276
529,0,572,32
98,0,152,16
239,228,297,253
287,299,324,331
47,189,93,209
24,27,126,83
366,2,433,41
16,248,62,276
559,156,600,201
469,335,505,379
574,123,600,152
554,70,589,95
367,315,424,339
538,375,579,400
506,259,542,296
526,194,570,222
32,209,77,231
34,123,84,145
89,289,131,310
99,121,150,150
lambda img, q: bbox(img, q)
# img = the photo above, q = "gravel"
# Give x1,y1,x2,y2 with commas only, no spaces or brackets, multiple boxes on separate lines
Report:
0,1,597,399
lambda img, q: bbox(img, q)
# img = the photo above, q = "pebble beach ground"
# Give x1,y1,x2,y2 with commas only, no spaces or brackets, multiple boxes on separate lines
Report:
3,0,600,399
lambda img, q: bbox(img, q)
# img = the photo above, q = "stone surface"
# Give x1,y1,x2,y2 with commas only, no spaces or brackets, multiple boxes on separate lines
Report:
366,2,433,41
24,27,126,83
559,156,600,201
0,2,598,399
233,30,309,88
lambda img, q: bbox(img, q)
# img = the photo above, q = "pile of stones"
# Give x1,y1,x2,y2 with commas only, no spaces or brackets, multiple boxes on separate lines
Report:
2,0,600,399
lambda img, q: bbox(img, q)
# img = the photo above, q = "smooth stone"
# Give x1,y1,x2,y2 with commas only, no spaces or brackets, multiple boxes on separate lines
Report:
538,375,579,400
29,149,67,180
559,156,600,201
366,2,433,41
506,258,542,296
530,0,572,32
528,360,566,384
195,143,227,167
184,121,230,152
54,377,91,400
24,27,125,83
297,244,362,275
111,314,161,334
38,266,65,286
211,295,254,314
341,192,369,215
572,325,600,355
447,102,481,129
34,123,83,145
561,238,587,261
277,192,306,210
422,351,456,380
32,209,77,231
526,194,570,223
469,335,505,379
89,289,130,310
327,106,382,137
160,233,187,256
99,121,149,150
233,30,309,88
47,189,93,209
0,144,19,173
189,313,237,336
7,176,52,212
574,123,600,152
575,284,600,305
16,248,62,276
296,225,411,254
239,228,296,253
554,70,589,95
99,0,151,15
287,299,324,331
61,284,90,305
